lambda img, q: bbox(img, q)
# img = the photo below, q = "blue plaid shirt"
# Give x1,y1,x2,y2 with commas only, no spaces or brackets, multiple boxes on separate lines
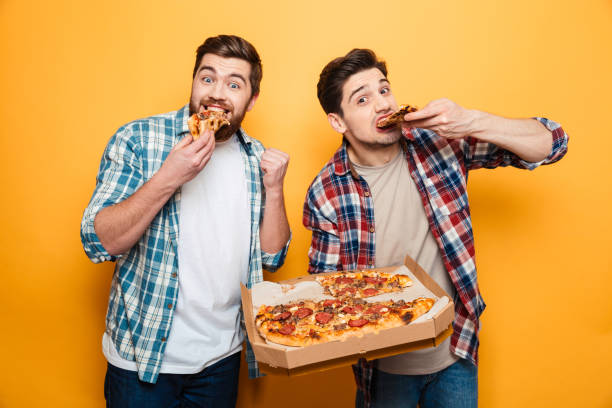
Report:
81,105,289,383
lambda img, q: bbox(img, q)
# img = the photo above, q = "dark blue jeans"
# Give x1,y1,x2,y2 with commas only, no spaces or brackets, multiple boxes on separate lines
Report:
104,352,241,408
357,358,478,408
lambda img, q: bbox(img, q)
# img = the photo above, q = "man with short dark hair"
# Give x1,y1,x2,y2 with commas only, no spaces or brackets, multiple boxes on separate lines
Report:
81,34,291,407
303,49,568,408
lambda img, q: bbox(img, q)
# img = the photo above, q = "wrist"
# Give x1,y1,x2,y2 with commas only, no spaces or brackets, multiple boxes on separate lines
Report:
468,110,493,142
150,168,180,197
265,186,284,199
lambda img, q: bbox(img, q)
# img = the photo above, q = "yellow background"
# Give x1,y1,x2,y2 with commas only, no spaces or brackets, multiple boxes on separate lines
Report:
1,0,610,406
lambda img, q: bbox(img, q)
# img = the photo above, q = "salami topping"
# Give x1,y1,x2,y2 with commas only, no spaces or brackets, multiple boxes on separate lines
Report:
295,308,313,319
341,306,357,315
335,276,355,284
278,324,295,335
323,299,341,307
338,286,357,296
273,311,291,321
365,305,386,314
363,288,379,297
315,312,333,324
348,318,369,327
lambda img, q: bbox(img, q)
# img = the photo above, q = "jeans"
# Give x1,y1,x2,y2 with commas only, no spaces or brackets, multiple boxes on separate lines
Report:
357,358,478,408
104,351,241,408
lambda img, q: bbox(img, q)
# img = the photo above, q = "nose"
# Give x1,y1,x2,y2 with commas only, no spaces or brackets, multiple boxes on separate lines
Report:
374,93,393,112
210,81,226,101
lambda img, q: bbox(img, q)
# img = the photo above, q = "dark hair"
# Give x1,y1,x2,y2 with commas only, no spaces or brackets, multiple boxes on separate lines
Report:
192,35,262,97
317,49,387,116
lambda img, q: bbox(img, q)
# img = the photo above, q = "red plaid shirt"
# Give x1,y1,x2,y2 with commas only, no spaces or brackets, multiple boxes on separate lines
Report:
303,118,568,406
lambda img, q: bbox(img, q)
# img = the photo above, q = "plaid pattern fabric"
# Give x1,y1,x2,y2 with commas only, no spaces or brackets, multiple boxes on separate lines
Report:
81,105,289,383
303,118,568,406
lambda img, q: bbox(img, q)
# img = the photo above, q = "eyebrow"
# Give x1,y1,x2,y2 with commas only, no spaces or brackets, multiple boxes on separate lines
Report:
198,65,247,84
348,78,391,103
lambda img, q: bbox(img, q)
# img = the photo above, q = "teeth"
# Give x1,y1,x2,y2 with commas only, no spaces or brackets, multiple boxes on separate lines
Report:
206,106,225,112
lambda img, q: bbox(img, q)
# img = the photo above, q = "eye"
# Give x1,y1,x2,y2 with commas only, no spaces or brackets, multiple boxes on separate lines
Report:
357,96,367,104
201,76,213,83
229,82,240,89
380,87,390,95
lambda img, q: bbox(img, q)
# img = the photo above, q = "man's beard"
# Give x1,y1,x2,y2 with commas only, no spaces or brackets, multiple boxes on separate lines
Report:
214,109,246,142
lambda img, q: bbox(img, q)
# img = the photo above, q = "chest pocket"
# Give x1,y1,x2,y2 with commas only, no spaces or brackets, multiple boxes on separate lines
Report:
422,162,468,218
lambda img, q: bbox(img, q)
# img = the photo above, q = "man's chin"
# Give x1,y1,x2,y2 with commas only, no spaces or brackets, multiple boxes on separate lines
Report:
215,124,239,142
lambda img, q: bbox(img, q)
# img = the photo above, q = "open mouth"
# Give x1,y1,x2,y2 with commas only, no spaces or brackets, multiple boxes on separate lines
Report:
202,105,230,115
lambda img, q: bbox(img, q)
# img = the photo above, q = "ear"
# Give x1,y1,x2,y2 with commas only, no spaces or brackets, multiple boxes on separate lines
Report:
246,93,259,112
327,113,347,134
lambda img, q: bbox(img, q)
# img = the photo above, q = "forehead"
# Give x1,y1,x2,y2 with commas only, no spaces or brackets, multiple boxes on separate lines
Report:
342,68,387,102
196,53,252,80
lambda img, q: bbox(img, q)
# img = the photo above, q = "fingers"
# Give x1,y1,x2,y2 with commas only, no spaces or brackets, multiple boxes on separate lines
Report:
175,134,194,149
188,129,215,154
261,149,289,170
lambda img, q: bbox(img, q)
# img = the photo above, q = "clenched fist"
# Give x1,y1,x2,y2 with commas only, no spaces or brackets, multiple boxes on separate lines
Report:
260,148,289,193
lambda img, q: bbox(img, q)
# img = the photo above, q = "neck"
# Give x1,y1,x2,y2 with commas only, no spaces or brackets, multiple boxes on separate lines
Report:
346,139,401,167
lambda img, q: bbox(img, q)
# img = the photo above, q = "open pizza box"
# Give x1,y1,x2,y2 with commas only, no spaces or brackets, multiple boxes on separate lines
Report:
240,255,454,376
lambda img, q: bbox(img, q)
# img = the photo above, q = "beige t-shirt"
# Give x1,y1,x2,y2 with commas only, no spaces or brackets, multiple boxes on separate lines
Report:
352,150,459,375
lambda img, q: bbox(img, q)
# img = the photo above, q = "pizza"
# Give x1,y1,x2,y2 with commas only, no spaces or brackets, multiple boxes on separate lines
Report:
187,110,230,140
376,104,418,129
315,270,413,299
255,297,435,347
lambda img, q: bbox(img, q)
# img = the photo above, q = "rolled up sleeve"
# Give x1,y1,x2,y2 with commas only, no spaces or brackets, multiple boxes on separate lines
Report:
80,126,143,263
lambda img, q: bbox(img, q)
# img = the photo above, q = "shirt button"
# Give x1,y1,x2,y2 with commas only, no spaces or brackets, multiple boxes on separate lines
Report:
161,337,166,342
364,191,370,197
167,303,173,310
369,227,375,233
369,261,374,266
171,273,177,278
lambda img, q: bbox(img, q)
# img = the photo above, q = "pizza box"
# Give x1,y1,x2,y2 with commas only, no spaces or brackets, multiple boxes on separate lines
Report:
240,255,455,376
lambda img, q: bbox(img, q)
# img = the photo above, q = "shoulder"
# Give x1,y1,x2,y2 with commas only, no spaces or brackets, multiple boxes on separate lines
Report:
108,108,183,151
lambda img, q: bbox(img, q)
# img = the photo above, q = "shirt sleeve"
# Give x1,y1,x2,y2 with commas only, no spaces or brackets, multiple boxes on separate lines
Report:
463,117,569,171
261,232,291,272
302,183,342,274
80,126,143,263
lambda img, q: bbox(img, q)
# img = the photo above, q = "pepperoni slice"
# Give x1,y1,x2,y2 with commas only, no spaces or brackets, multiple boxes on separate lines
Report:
335,276,354,284
338,286,357,296
364,276,378,284
273,311,291,321
353,304,364,312
363,288,379,297
279,324,295,335
341,306,357,315
315,312,333,324
323,299,341,307
378,277,388,283
365,304,385,314
295,307,313,319
348,318,368,327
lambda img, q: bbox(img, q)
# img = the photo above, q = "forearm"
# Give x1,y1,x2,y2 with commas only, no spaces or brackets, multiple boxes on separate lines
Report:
94,171,177,255
470,111,553,163
259,189,290,253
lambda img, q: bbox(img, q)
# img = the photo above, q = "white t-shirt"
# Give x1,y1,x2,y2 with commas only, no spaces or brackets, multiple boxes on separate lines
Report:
103,134,251,373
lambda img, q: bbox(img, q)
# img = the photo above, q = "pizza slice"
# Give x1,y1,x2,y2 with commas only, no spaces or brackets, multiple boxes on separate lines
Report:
187,110,230,140
315,270,413,298
376,104,418,129
254,296,436,347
